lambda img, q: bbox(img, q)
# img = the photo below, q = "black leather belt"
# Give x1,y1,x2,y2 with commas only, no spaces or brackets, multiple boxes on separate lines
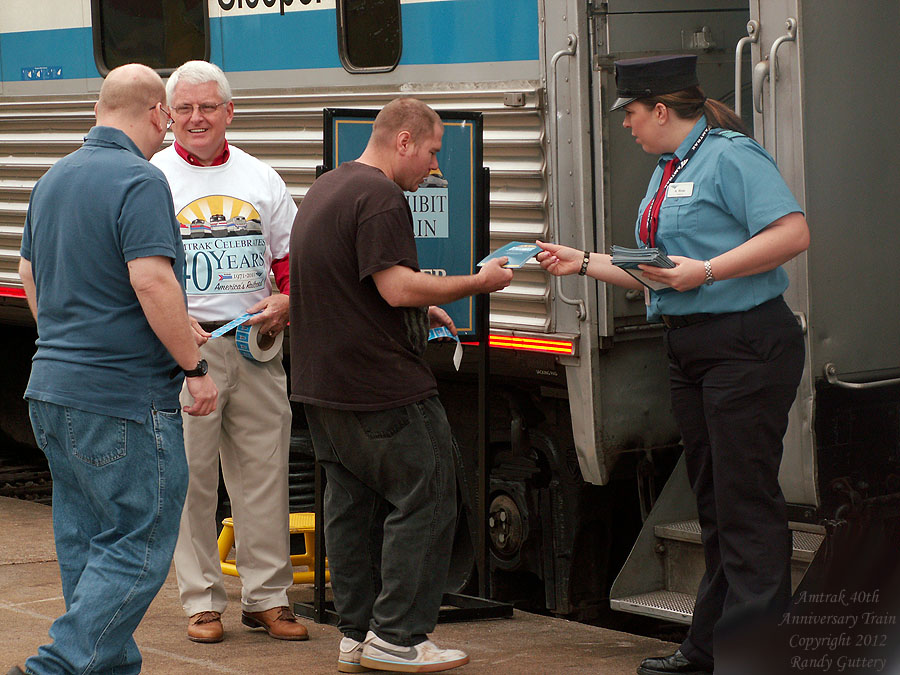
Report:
660,312,716,329
199,321,236,336
660,296,786,330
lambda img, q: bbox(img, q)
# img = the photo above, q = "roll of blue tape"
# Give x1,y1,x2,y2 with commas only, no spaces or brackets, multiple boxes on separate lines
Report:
234,322,282,362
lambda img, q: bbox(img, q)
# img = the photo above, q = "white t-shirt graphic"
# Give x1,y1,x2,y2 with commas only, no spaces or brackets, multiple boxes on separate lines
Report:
151,144,296,322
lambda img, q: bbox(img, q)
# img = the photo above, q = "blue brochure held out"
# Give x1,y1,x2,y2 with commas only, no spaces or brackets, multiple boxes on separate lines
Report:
477,241,542,269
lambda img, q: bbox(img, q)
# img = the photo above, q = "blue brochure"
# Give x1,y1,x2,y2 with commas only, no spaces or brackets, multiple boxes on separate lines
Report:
477,241,542,269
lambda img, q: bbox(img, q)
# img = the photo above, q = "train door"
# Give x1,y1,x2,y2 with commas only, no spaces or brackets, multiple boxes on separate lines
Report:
590,0,752,326
747,0,815,510
750,0,900,516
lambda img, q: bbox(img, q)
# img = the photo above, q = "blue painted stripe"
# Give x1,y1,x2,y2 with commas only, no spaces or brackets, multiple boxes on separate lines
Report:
217,0,538,73
216,10,341,72
401,0,539,65
0,26,100,82
0,0,538,83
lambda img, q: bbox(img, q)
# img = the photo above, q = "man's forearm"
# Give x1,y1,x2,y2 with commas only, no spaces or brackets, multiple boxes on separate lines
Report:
141,286,202,368
373,263,506,308
129,257,202,369
385,270,484,307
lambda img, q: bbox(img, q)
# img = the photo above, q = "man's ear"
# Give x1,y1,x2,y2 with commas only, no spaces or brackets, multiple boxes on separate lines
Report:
149,105,165,133
396,130,412,156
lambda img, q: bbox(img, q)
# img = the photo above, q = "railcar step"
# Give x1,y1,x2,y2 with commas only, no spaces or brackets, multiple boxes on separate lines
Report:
610,590,694,625
653,519,825,562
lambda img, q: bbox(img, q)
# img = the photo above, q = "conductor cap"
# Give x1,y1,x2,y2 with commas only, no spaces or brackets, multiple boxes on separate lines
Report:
610,54,699,112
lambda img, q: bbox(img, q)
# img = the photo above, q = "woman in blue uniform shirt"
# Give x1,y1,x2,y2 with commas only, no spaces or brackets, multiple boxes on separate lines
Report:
538,55,808,675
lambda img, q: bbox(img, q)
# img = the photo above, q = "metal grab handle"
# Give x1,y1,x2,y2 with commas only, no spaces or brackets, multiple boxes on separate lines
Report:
547,33,586,320
767,17,797,161
824,363,900,390
734,20,759,119
752,60,769,114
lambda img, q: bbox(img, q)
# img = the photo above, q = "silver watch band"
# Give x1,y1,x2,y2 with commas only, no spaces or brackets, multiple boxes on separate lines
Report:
704,260,715,286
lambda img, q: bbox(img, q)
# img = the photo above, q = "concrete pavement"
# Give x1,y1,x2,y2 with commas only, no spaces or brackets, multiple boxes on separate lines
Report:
0,496,675,673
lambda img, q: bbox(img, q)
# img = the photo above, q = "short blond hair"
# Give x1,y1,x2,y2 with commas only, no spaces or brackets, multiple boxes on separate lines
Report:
371,98,441,147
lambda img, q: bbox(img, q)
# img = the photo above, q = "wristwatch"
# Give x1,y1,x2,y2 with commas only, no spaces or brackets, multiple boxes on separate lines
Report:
703,260,715,286
183,359,208,378
168,359,208,380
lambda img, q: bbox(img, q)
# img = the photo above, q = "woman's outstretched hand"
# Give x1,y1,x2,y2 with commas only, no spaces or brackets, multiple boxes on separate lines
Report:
535,240,583,277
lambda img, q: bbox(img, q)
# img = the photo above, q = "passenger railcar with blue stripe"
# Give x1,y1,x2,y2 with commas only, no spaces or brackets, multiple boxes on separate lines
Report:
1,0,897,628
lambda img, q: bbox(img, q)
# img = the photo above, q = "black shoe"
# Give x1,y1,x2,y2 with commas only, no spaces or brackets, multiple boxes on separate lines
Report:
637,650,712,675
7,667,26,675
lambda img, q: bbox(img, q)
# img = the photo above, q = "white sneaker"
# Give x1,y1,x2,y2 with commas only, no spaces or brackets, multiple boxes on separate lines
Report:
338,636,372,673
360,630,469,672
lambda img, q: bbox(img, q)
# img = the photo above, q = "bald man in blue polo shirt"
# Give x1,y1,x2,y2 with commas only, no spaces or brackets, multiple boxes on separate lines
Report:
15,63,216,675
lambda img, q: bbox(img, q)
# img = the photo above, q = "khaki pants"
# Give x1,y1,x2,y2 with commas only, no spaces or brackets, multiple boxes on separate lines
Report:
174,335,292,616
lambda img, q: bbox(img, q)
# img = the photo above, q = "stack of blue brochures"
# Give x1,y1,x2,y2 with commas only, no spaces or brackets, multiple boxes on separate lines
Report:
610,246,675,291
610,245,675,269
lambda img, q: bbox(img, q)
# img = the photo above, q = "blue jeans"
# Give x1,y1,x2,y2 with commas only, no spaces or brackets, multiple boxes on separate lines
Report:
25,400,188,675
305,397,457,646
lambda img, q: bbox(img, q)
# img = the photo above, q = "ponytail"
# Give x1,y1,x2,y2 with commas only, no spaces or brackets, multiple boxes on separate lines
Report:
702,97,748,135
642,86,749,136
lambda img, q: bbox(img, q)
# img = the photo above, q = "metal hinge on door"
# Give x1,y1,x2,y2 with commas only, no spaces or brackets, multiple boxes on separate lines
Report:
588,1,610,67
587,1,608,16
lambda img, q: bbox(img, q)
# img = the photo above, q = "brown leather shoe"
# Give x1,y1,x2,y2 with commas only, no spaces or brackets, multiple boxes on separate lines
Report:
241,606,309,641
187,611,224,643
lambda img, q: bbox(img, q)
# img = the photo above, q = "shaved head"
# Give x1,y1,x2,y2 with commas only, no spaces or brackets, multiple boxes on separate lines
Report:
97,64,166,118
94,63,168,159
370,98,441,148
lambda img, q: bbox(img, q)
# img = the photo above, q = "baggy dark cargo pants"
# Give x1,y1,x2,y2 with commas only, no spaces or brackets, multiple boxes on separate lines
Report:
305,395,457,646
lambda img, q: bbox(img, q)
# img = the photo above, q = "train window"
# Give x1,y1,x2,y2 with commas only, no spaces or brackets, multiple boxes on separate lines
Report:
336,0,402,73
91,0,209,76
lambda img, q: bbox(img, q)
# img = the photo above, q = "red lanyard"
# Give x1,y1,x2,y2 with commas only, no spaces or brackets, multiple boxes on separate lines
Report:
640,126,710,248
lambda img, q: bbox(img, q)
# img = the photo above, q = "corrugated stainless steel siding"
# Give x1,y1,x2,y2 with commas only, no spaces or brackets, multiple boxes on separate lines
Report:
0,86,549,331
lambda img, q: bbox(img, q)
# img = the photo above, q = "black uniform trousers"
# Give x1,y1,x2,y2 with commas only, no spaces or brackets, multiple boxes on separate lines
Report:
664,296,805,671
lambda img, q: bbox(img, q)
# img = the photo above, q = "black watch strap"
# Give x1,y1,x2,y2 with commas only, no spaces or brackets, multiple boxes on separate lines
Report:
169,359,208,379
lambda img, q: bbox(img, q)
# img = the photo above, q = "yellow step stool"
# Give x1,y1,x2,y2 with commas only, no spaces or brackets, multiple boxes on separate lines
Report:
218,512,329,585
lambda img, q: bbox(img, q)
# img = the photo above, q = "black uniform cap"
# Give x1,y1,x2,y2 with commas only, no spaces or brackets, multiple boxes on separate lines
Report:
611,54,699,111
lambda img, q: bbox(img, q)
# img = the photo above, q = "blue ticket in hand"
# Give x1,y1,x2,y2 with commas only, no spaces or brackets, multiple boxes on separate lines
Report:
477,241,542,269
428,326,459,342
428,327,463,371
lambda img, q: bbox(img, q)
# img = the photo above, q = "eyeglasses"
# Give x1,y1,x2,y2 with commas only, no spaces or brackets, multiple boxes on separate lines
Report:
149,103,174,130
172,102,227,117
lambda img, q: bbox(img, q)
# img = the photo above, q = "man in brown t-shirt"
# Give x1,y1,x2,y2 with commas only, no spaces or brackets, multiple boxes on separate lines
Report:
290,98,511,673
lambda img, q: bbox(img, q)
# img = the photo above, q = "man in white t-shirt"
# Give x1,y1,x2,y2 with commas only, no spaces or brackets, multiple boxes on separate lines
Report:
151,60,306,644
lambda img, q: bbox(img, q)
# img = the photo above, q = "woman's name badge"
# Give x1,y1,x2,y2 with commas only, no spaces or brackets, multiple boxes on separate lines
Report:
666,182,694,198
